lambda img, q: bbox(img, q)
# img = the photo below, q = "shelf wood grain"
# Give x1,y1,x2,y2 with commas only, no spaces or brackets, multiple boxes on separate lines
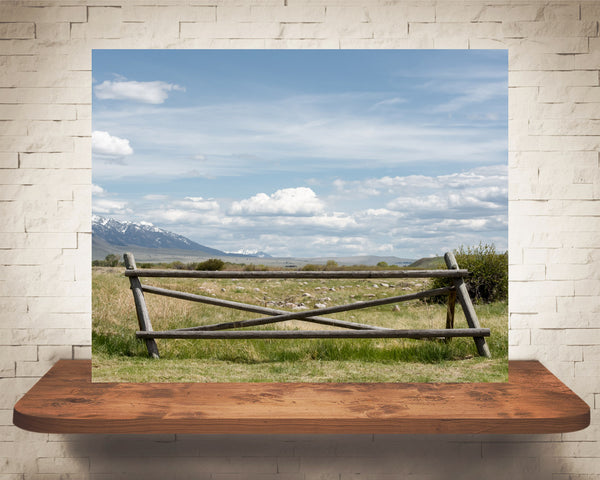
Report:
13,360,589,434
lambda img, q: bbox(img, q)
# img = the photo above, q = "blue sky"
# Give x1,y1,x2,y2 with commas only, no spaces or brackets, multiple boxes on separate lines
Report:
92,49,507,259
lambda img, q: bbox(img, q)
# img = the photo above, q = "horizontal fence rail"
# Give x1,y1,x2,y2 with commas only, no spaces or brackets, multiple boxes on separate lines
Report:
122,252,492,359
137,328,490,340
125,269,469,279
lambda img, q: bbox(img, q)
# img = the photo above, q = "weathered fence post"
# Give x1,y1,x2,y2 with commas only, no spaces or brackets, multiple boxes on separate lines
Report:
444,252,491,358
123,253,160,359
445,289,456,342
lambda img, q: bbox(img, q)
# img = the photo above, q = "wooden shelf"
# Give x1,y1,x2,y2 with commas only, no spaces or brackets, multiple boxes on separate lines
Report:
13,360,589,434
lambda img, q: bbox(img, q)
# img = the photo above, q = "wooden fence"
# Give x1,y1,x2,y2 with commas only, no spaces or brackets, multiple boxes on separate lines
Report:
123,252,491,359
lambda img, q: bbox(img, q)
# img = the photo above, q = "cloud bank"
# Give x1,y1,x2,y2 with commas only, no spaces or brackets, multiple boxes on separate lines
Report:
94,80,185,104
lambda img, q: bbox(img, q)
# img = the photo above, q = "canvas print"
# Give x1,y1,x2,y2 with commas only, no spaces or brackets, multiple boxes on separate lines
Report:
92,49,508,383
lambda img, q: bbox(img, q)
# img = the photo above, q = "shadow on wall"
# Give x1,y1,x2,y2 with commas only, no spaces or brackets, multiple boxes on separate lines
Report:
64,433,554,479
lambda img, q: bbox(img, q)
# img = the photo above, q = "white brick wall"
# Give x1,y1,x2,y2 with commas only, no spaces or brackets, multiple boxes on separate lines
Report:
1,0,599,478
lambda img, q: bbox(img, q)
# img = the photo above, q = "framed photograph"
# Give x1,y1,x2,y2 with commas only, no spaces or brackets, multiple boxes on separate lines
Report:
91,49,508,383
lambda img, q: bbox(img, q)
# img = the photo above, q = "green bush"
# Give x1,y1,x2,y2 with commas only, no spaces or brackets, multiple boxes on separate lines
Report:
430,243,508,304
301,263,321,271
92,254,122,267
195,258,225,271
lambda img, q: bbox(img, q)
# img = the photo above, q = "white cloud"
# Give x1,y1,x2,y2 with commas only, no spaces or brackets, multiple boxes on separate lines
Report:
372,97,407,109
269,213,357,230
93,199,129,215
143,194,169,201
173,197,220,211
147,208,233,226
94,80,185,104
91,184,105,195
387,195,445,211
147,209,204,224
434,81,507,114
229,187,325,216
92,131,133,156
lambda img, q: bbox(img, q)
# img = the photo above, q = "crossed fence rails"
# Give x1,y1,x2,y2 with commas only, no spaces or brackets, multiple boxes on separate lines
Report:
123,252,491,359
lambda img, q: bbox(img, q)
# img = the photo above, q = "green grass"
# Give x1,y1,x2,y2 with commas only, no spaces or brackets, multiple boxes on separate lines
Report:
92,267,508,383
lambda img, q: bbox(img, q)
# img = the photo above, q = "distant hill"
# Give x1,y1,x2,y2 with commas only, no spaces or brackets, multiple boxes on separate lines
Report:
92,215,225,255
304,255,414,267
408,256,445,269
92,215,417,267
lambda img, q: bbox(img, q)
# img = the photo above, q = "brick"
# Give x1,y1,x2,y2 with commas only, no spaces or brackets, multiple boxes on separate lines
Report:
180,21,282,39
27,295,90,314
583,346,600,363
540,86,600,104
410,21,503,40
503,21,598,38
509,294,556,314
0,377,37,409
27,120,90,137
0,152,17,168
37,345,73,362
16,360,56,377
0,120,28,135
1,328,90,346
575,279,600,296
567,329,600,345
324,6,369,23
281,22,374,39
0,6,87,23
252,5,324,22
123,5,215,23
434,3,487,22
0,169,89,186
366,4,435,23
0,23,35,40
510,50,575,71
0,69,91,89
15,87,91,104
0,135,75,153
35,52,91,72
529,119,600,136
37,457,90,474
557,296,600,314
0,104,77,121
509,328,530,346
73,346,92,360
19,153,87,169
215,6,251,22
510,70,599,88
469,38,508,49
531,328,566,346
542,3,581,21
515,37,590,55
509,280,575,298
339,36,434,49
538,102,600,119
1,312,89,329
35,22,71,42
372,23,409,38
0,88,18,103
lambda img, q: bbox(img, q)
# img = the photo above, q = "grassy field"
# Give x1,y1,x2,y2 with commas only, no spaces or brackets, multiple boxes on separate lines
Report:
92,266,508,383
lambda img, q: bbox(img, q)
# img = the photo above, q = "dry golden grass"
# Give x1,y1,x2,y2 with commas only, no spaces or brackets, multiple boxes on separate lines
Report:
92,267,508,383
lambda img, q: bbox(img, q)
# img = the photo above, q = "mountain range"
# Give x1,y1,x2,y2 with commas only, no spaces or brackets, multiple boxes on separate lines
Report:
92,215,271,261
91,215,414,266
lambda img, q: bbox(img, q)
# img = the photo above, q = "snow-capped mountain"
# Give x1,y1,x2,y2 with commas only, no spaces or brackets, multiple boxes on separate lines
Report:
92,215,225,254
